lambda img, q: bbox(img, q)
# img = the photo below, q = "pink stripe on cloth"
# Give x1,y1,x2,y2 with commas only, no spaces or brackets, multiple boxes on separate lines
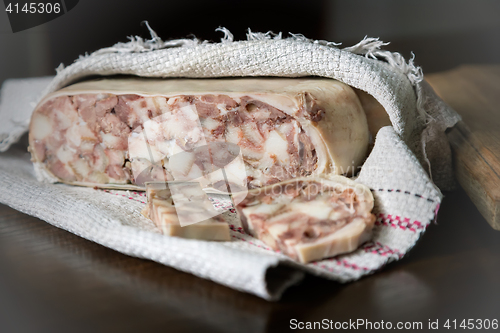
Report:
376,213,426,233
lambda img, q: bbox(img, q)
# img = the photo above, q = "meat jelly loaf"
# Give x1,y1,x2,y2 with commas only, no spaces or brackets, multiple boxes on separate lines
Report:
141,182,231,241
235,176,376,263
29,77,369,189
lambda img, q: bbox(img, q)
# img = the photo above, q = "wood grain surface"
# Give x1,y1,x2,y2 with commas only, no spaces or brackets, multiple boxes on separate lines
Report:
1,186,499,333
426,65,500,230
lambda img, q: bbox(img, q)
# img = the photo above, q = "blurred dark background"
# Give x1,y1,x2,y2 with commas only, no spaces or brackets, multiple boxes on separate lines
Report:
1,0,499,86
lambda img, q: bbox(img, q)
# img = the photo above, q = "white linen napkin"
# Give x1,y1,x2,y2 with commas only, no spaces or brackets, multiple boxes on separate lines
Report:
0,30,459,300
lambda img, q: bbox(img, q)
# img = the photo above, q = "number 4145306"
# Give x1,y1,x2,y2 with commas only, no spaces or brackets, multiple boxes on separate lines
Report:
444,319,498,330
5,2,61,14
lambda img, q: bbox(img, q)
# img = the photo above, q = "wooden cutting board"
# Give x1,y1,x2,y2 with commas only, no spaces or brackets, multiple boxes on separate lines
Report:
426,65,500,230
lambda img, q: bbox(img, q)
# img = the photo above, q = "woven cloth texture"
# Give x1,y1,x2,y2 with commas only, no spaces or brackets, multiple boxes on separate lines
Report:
0,33,459,300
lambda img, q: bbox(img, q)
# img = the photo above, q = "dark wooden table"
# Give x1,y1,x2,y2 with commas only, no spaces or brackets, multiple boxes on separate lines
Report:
427,65,500,230
1,66,500,332
0,187,499,333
